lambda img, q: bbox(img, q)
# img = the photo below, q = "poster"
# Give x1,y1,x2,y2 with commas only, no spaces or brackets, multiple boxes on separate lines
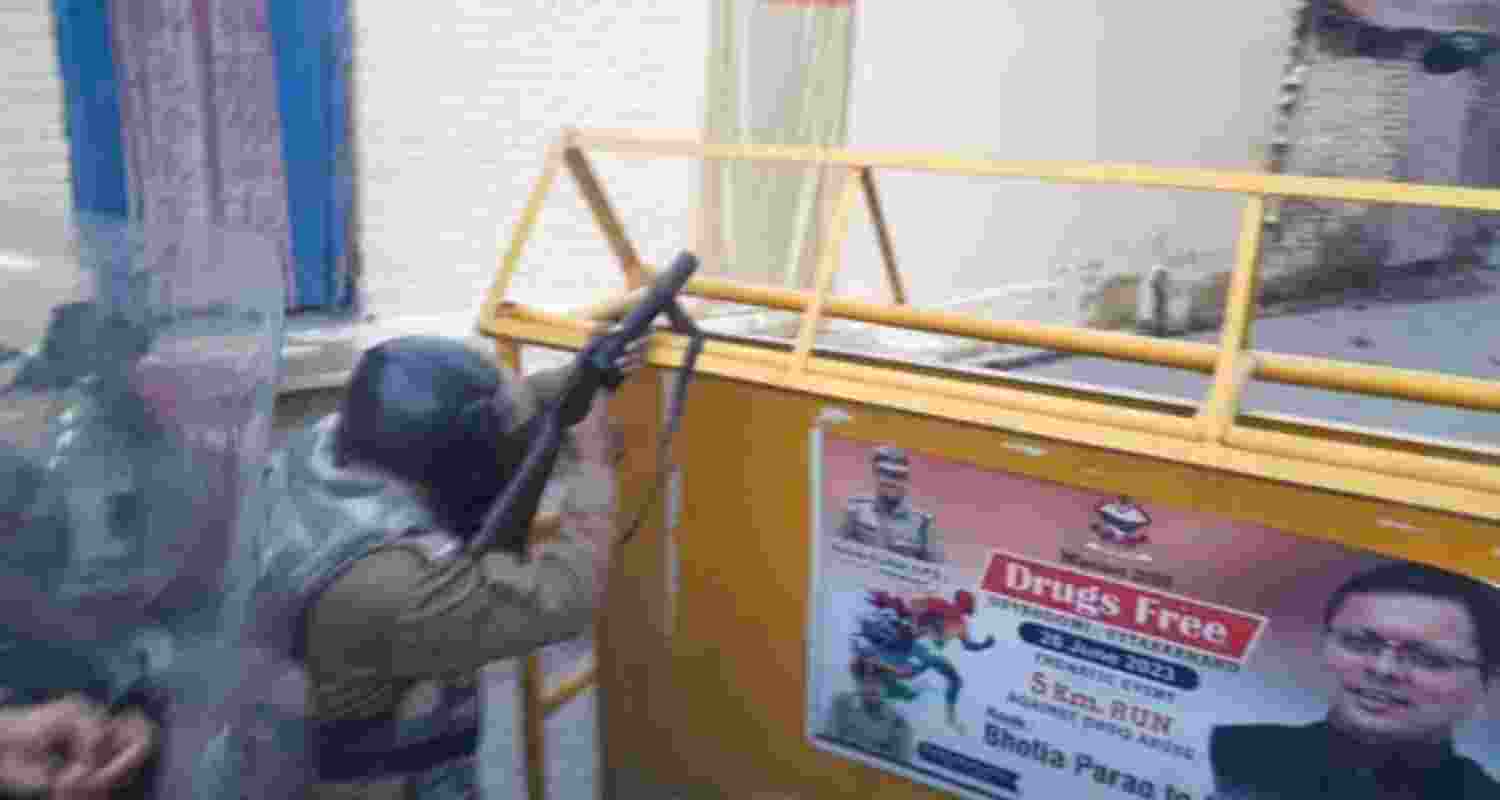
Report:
806,430,1500,800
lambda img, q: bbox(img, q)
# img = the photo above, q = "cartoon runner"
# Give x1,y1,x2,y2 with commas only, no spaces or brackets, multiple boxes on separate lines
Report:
851,589,994,734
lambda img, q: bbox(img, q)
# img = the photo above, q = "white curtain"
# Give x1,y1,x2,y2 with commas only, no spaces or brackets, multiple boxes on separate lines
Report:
697,0,856,294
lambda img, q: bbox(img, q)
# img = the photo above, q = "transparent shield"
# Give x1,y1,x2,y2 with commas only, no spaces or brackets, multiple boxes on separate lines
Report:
0,209,308,798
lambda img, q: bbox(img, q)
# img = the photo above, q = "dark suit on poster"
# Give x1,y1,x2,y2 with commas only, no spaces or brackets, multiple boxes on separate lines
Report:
1209,721,1500,799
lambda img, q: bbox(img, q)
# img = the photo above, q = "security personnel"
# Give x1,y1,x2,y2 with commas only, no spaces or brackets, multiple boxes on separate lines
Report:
0,298,304,799
253,334,641,799
838,446,942,563
0,696,156,797
823,657,913,763
0,444,159,798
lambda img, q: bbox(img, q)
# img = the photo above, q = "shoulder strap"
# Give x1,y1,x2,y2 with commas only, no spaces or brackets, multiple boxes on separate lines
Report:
618,301,704,546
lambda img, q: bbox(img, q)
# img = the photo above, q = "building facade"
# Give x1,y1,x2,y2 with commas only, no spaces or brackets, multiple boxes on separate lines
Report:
1264,0,1500,293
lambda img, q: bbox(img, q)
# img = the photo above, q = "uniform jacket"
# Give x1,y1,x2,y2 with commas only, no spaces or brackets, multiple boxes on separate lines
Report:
839,496,942,563
256,367,611,799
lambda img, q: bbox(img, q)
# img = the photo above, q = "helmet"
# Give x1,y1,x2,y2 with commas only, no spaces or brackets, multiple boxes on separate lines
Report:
334,336,533,535
871,445,910,479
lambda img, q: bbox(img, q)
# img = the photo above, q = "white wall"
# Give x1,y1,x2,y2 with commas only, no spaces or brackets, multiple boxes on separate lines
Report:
354,2,1297,327
837,3,1298,308
351,1,709,323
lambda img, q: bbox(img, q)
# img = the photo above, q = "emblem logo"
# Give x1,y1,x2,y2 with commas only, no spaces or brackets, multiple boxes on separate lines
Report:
1087,497,1154,562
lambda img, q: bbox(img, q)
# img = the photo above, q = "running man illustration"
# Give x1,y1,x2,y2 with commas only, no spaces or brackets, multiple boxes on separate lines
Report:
851,589,995,734
838,446,943,563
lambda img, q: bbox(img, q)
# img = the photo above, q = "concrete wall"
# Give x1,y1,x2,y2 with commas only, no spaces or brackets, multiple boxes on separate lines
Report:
1265,0,1500,295
349,2,708,323
836,2,1297,319
351,2,1300,332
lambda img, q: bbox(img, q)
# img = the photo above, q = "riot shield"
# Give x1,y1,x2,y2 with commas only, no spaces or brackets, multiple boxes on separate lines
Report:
0,209,310,798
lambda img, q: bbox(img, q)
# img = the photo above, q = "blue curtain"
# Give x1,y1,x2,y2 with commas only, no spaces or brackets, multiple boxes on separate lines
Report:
269,0,355,311
51,0,355,314
52,0,128,221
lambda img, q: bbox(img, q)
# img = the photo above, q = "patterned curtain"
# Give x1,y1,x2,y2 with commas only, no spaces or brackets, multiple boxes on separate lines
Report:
697,0,857,293
53,0,354,313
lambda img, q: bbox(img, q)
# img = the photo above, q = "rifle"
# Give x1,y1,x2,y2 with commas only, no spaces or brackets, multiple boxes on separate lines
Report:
470,251,703,555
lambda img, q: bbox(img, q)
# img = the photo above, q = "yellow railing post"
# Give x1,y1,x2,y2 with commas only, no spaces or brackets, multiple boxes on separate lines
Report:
564,144,648,289
502,130,649,800
494,332,606,800
791,166,862,375
1197,194,1266,445
859,166,907,305
521,653,547,800
541,659,598,718
483,136,569,326
493,338,554,800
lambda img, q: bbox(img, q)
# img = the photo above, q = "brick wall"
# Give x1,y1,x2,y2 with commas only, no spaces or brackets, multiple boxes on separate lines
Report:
1266,0,1500,287
1455,4,1500,255
1261,4,1416,286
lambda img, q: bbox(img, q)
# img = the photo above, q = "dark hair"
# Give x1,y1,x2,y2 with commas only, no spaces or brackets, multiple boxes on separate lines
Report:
851,658,880,682
1324,561,1500,673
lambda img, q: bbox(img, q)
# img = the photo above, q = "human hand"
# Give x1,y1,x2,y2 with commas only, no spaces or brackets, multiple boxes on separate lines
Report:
53,708,155,799
0,696,104,794
0,698,156,799
598,326,649,391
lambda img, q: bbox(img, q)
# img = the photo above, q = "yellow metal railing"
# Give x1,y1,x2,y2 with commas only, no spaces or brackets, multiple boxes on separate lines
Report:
475,127,1500,800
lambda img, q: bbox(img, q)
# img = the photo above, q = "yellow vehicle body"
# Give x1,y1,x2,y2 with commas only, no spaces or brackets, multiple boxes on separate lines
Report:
478,129,1500,800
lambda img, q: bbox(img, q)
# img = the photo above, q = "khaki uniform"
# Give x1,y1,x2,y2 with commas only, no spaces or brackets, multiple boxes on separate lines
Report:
839,496,942,563
824,692,913,763
262,366,616,799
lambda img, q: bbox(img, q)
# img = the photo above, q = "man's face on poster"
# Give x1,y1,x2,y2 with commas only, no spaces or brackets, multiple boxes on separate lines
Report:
875,473,907,505
1323,591,1491,744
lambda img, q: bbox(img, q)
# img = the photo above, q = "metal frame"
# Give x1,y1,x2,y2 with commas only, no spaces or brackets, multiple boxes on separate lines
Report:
474,127,1500,800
